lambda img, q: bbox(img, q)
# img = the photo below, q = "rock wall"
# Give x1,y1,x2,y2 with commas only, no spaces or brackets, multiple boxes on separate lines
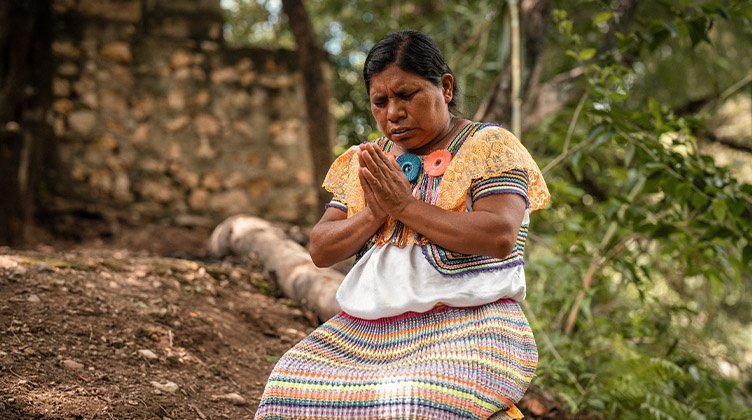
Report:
50,0,318,226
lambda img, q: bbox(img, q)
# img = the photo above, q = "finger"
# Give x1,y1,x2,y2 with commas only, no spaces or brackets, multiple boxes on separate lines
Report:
360,146,386,179
357,147,368,169
360,167,382,189
370,145,393,167
366,145,403,182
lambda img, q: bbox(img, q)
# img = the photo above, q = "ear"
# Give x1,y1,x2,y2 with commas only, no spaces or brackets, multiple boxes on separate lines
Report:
440,73,454,104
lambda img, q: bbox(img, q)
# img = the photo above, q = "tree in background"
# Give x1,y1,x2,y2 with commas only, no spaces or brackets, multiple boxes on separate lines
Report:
0,0,55,246
280,0,334,210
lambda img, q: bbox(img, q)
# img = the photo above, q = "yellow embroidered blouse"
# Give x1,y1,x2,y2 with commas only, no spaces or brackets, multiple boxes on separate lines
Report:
322,124,551,247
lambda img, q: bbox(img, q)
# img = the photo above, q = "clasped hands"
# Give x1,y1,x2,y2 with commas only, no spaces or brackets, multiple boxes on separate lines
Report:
357,142,414,220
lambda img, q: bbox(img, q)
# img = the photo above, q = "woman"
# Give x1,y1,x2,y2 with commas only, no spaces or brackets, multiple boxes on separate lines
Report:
255,30,550,420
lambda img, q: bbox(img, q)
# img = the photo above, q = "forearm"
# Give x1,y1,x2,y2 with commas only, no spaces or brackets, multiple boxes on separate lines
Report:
395,199,522,258
308,208,384,267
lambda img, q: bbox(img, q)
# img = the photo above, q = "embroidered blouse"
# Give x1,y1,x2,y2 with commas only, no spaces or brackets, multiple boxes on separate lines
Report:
322,122,550,319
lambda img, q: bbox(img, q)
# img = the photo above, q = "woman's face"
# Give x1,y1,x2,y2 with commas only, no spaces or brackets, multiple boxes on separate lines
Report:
368,65,454,152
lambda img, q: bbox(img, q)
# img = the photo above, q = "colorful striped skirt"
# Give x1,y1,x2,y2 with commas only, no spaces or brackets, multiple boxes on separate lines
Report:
254,299,537,419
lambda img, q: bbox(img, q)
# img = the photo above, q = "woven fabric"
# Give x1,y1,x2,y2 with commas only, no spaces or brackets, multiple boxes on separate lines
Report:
254,299,537,419
470,168,530,207
321,124,550,249
420,223,528,276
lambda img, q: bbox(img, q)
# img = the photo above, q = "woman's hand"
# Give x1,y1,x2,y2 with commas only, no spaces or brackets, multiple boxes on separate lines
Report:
358,143,414,217
357,148,388,220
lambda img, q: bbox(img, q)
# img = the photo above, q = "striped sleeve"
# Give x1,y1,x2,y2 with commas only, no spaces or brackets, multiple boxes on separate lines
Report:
470,168,530,208
324,198,348,213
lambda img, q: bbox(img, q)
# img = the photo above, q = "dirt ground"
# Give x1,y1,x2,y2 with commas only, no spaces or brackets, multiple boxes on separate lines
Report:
0,212,562,420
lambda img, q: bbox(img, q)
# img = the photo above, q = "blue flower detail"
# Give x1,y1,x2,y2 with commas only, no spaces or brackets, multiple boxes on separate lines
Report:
397,153,422,182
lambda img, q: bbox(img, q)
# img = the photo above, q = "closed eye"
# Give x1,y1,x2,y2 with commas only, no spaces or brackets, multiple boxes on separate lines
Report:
371,96,387,107
399,91,417,100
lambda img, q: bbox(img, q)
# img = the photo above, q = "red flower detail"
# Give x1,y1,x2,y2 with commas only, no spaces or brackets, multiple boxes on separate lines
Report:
424,149,452,177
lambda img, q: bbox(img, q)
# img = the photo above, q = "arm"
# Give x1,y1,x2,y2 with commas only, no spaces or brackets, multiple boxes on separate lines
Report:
393,193,525,258
358,142,526,258
309,156,391,268
308,206,384,268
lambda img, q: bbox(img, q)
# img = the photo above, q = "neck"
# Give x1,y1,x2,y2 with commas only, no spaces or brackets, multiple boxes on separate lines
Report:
411,115,460,155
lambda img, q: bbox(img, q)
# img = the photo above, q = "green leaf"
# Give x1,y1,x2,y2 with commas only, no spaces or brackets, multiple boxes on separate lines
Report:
711,200,727,221
593,11,614,26
743,244,752,265
579,48,597,60
624,143,636,167
687,18,711,46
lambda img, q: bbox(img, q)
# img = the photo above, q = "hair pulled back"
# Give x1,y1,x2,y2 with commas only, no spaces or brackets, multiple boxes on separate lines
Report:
363,30,459,114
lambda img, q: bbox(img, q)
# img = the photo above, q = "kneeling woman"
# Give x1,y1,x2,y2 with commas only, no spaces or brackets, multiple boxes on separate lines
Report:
255,29,550,420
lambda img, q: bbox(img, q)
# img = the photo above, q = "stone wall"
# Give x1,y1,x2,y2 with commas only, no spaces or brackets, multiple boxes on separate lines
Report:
50,0,318,226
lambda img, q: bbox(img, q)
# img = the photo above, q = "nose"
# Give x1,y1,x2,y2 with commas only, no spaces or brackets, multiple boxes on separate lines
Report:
386,100,404,122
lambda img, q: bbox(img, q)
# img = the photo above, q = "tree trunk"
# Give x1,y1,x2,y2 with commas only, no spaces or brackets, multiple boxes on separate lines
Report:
0,0,54,246
281,0,334,213
476,0,639,132
475,0,552,126
209,215,343,322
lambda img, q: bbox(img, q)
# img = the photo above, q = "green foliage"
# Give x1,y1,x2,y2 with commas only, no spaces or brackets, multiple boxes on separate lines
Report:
526,1,752,418
222,1,752,417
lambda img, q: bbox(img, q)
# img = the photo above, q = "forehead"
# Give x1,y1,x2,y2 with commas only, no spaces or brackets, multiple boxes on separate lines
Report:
369,65,432,94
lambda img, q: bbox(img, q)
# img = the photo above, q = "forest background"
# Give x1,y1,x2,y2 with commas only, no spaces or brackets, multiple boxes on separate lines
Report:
222,0,752,418
1,0,750,418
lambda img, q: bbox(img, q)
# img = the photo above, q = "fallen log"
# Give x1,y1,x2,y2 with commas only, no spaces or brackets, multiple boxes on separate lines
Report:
208,215,342,322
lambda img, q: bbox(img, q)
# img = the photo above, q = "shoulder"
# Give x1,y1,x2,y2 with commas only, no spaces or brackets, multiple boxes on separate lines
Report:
455,122,528,160
468,123,521,146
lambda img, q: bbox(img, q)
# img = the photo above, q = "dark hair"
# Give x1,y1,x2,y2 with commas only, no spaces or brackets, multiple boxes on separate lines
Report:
363,30,459,114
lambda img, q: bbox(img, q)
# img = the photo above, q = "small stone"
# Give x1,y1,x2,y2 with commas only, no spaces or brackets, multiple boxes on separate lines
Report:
192,90,210,107
132,96,154,121
208,190,250,215
167,89,186,110
210,67,239,84
53,78,71,97
187,189,208,210
53,99,74,114
58,62,79,76
0,256,19,269
138,349,158,360
170,49,192,69
194,114,221,137
196,137,216,159
164,116,190,133
283,328,306,338
68,110,97,137
100,89,128,113
27,294,41,303
210,392,246,406
201,172,223,191
62,359,84,371
150,380,179,394
52,40,81,59
131,124,150,145
101,42,133,64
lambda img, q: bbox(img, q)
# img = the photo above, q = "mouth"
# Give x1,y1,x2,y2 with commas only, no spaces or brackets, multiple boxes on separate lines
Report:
390,127,412,138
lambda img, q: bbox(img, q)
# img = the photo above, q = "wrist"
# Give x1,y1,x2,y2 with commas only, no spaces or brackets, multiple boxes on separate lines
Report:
364,206,387,225
392,196,416,219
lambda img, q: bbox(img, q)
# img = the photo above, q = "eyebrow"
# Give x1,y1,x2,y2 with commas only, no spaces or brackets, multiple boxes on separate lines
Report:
370,86,418,99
